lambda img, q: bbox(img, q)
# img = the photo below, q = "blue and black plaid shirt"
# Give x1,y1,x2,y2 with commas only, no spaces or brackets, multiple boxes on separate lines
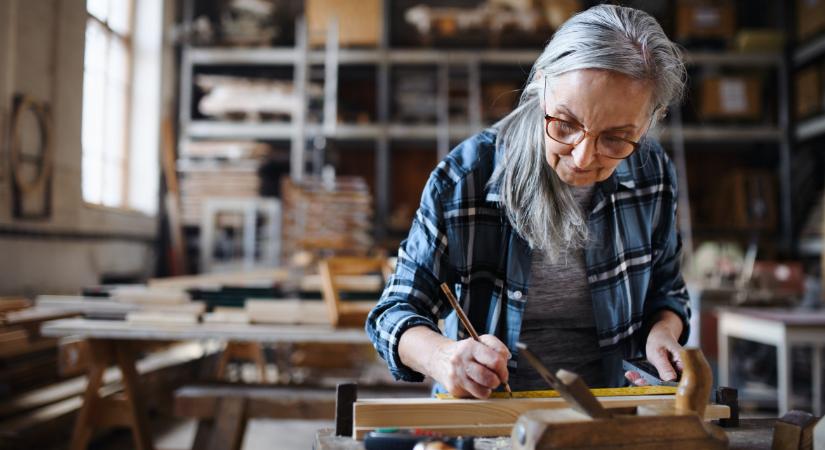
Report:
366,129,690,388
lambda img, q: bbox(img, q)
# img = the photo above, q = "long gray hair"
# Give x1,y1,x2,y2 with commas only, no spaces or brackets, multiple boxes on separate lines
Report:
492,4,686,259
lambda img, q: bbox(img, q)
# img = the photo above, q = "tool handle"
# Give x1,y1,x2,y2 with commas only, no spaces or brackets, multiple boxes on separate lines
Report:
675,348,712,417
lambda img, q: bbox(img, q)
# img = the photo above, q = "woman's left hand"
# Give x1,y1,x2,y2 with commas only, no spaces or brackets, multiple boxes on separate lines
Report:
625,310,684,386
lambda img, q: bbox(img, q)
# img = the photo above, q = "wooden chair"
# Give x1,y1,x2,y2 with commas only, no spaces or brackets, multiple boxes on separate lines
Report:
319,256,389,328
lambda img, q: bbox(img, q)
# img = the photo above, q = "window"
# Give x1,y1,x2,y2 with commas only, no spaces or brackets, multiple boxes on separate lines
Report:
82,0,133,208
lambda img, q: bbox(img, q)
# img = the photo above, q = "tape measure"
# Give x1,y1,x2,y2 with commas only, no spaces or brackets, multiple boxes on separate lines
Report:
435,385,677,400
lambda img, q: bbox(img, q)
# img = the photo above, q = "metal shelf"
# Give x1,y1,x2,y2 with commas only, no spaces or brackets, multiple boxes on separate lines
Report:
796,115,825,141
683,51,781,67
794,33,825,67
188,47,779,68
186,120,485,141
188,47,543,66
660,126,783,142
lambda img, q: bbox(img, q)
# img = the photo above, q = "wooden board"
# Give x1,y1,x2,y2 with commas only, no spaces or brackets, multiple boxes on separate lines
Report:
245,299,329,325
148,268,289,290
110,287,190,304
125,311,201,325
352,396,731,438
41,318,371,344
301,274,383,293
203,308,250,324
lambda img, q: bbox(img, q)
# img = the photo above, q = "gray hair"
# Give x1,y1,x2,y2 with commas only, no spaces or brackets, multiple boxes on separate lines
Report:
491,4,686,259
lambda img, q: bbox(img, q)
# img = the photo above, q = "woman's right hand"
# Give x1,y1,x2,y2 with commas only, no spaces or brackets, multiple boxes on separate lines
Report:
431,334,511,399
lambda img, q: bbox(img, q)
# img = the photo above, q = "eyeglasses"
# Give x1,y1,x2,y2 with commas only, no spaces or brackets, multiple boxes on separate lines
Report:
544,115,641,160
541,75,643,161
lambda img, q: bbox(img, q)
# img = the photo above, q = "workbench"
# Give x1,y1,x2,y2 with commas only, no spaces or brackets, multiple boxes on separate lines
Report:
717,307,825,415
313,419,778,450
40,318,372,450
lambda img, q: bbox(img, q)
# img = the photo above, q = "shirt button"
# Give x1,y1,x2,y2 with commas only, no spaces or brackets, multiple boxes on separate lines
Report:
512,290,522,300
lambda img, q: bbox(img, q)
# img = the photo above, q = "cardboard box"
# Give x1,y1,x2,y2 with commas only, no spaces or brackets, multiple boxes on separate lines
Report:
306,0,382,47
699,76,762,120
796,66,822,119
675,1,735,43
798,0,825,41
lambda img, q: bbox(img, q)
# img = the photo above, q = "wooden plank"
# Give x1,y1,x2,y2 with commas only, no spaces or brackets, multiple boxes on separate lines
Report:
125,311,201,325
0,337,56,359
148,268,289,290
111,287,190,305
34,297,205,317
245,299,329,325
352,396,730,438
41,319,371,344
207,397,247,450
1,309,78,326
0,298,32,314
203,308,250,324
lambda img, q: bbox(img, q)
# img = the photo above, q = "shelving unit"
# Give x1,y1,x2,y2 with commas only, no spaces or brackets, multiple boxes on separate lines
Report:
792,29,825,260
175,0,797,255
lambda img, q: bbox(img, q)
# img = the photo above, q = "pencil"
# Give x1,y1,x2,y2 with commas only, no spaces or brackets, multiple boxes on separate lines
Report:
439,282,513,398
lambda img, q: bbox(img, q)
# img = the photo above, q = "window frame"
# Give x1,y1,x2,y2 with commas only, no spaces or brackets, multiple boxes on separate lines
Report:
81,0,138,212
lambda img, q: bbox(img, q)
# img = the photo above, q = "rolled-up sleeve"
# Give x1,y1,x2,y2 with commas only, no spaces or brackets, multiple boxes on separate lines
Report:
366,171,452,382
643,154,691,346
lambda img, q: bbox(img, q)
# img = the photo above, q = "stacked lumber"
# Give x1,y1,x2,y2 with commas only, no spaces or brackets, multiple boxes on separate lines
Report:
179,160,260,225
182,140,271,160
0,298,80,397
281,176,374,260
37,289,206,324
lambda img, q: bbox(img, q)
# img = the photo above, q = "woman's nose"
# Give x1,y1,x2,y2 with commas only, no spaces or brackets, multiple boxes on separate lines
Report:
571,135,597,168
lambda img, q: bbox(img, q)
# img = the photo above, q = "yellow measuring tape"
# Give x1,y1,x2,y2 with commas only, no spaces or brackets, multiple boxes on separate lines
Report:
435,385,677,400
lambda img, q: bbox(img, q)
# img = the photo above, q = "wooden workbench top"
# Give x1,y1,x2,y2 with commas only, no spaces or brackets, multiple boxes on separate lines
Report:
40,318,371,344
314,419,778,450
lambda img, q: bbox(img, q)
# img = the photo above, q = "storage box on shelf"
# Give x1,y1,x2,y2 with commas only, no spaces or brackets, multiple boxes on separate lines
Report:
796,66,823,120
798,0,825,42
699,76,763,121
675,0,736,47
307,0,382,47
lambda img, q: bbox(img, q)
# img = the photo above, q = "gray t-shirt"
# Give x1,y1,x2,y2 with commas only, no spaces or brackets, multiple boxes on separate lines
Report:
509,185,605,390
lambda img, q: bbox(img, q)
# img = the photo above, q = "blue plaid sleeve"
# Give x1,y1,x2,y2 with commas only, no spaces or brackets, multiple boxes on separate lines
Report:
366,168,453,382
643,152,691,346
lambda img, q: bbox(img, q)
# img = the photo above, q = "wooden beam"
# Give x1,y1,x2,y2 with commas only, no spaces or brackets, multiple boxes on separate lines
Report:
352,396,731,438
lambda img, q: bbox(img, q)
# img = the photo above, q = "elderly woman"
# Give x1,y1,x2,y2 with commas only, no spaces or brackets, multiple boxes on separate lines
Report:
366,4,690,398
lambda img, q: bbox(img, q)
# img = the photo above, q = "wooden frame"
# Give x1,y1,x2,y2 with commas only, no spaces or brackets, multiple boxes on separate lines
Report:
319,256,389,327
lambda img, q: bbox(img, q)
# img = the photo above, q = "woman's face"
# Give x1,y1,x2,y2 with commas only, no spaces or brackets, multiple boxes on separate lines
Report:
543,69,654,187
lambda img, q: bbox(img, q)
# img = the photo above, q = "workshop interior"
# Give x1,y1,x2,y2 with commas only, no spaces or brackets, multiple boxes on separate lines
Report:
1,0,825,449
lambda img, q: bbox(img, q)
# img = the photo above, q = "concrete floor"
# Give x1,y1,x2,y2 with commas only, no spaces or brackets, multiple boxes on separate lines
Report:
157,419,334,450
86,418,333,450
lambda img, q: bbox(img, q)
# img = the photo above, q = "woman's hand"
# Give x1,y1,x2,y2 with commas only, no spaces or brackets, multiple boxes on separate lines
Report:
431,334,511,399
399,327,511,399
625,310,684,386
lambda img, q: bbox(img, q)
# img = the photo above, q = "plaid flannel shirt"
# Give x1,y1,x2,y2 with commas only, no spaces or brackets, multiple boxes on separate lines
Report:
366,129,690,388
